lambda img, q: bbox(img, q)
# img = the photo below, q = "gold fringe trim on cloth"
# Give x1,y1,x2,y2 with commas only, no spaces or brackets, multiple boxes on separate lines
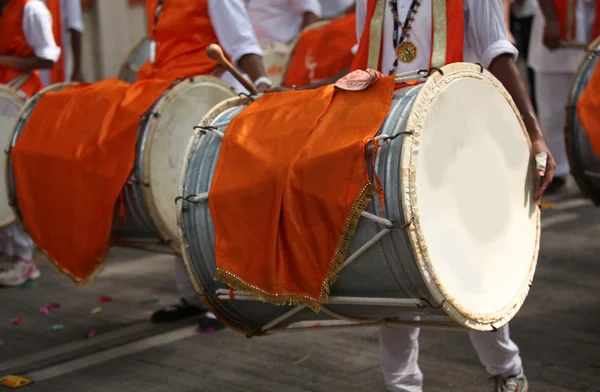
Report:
215,182,377,312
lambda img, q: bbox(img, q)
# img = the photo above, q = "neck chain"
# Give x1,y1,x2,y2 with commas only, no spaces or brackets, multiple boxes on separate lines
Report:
389,0,421,72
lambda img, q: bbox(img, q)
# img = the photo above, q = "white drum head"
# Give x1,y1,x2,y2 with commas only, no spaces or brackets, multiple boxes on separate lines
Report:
0,86,25,228
143,76,236,250
403,64,540,329
261,43,290,87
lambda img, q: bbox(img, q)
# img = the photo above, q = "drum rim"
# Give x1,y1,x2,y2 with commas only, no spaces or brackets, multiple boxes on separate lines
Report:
0,85,26,229
142,75,236,253
118,37,150,82
564,36,600,206
281,20,333,84
178,95,255,335
401,62,541,330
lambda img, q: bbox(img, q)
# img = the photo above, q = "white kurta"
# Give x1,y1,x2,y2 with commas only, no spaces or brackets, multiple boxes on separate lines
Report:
319,0,355,19
247,0,323,44
3,0,59,261
39,0,84,85
356,0,518,75
528,0,596,177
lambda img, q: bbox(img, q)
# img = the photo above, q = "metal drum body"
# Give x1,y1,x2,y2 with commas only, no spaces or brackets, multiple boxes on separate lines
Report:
0,86,25,228
261,43,290,87
566,37,600,205
118,38,151,83
179,64,540,334
7,78,235,252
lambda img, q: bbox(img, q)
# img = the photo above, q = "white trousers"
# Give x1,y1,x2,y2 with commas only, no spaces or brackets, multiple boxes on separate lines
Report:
535,71,574,178
175,255,198,299
380,323,522,392
0,223,35,261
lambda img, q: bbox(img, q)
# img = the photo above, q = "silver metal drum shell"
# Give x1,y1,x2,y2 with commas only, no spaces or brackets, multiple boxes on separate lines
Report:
566,41,600,205
181,87,447,330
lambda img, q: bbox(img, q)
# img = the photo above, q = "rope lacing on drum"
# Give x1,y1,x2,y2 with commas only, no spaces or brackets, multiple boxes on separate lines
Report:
193,125,224,139
238,92,255,102
174,192,208,204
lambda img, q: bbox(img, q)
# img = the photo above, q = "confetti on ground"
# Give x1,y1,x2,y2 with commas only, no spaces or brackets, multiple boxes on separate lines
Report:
21,281,37,289
91,307,102,314
0,375,33,388
85,328,96,338
0,340,4,345
38,307,49,315
293,355,311,365
12,318,21,325
51,324,65,331
540,202,556,211
47,302,61,310
99,296,112,303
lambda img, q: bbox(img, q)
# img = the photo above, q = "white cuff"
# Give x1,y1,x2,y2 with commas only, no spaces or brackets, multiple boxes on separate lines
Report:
481,40,519,69
254,76,273,87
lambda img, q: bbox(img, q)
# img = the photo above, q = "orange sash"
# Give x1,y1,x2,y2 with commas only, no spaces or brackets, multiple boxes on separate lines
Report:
11,79,172,284
351,0,464,72
577,64,600,158
46,0,66,83
0,0,44,97
209,76,395,310
283,13,357,88
553,0,600,41
137,0,221,81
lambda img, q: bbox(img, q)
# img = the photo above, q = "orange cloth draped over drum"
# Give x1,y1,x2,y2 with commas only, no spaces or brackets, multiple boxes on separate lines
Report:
553,0,600,41
0,0,44,97
209,75,395,310
45,0,66,84
283,13,357,88
136,0,221,81
577,64,600,158
11,78,171,284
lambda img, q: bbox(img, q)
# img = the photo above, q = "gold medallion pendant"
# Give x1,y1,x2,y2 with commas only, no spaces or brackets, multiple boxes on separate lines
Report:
396,42,417,63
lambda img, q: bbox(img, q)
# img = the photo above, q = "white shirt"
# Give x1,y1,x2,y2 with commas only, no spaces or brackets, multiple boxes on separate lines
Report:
528,0,596,73
22,0,61,63
356,0,518,75
209,0,264,93
320,0,355,19
247,0,323,44
511,0,537,18
40,0,83,84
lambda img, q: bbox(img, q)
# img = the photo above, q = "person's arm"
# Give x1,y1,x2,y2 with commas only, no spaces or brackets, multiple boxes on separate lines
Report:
19,1,61,71
65,0,85,82
502,0,517,45
344,3,356,16
468,0,555,199
538,0,561,49
293,0,322,30
300,11,319,29
208,0,270,92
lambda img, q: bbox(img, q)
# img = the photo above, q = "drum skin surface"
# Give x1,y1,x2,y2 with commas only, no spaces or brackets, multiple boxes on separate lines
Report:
118,38,152,84
260,43,289,87
0,85,25,228
178,63,540,333
566,37,600,206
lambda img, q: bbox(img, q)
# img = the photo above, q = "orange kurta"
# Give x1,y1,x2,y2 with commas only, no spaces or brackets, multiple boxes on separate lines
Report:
45,0,66,83
351,0,464,73
136,0,221,81
0,0,44,97
577,64,600,158
11,79,172,284
553,0,600,41
283,13,357,88
210,76,395,310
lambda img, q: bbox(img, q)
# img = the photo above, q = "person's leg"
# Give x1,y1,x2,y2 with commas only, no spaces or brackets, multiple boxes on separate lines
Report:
0,223,39,287
535,71,573,192
469,325,528,392
379,325,423,392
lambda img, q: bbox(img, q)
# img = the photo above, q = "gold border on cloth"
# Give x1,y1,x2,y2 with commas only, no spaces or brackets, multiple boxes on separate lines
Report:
430,0,448,68
367,0,386,70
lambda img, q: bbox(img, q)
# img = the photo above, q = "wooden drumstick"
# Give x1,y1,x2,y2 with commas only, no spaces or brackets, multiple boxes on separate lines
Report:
207,44,258,95
559,41,589,50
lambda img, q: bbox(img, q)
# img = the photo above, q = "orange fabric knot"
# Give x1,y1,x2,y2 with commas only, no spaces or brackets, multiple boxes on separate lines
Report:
335,69,384,91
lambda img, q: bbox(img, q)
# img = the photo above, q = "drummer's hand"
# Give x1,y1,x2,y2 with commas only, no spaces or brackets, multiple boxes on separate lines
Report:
532,138,556,200
70,68,85,83
256,83,271,94
543,22,561,50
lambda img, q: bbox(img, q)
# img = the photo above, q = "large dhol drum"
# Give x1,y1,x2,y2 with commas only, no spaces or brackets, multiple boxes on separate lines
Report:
118,38,151,83
178,64,540,334
566,37,600,205
8,77,236,252
260,43,290,87
0,85,25,228
281,20,331,82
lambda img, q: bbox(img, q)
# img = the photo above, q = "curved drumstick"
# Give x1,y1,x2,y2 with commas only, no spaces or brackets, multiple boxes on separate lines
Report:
207,44,258,95
559,41,588,50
